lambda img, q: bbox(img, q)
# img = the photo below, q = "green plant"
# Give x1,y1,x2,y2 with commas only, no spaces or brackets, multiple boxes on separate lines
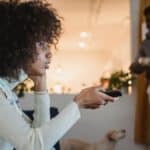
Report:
107,70,135,90
14,78,34,97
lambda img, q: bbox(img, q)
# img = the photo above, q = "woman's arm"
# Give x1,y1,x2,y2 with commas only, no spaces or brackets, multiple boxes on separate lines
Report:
32,91,50,127
0,90,80,150
0,83,114,150
29,74,51,128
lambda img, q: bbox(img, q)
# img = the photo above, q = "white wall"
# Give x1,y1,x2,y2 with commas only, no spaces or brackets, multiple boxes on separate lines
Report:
20,88,145,150
46,0,131,93
47,48,131,94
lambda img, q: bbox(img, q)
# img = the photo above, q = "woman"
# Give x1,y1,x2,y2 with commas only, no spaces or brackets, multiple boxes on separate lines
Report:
0,1,114,150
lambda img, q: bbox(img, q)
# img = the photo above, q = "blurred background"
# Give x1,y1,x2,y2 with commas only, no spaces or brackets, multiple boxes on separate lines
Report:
46,0,131,94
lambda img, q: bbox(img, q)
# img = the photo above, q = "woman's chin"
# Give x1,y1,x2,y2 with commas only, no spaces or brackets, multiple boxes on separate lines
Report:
38,70,46,75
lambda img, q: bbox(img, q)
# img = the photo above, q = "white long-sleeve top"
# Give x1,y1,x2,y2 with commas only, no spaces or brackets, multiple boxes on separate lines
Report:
0,71,80,150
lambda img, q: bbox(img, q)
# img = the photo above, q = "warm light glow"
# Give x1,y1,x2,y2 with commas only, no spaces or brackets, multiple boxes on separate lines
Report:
128,86,132,95
53,83,62,94
56,65,63,73
46,0,131,94
80,32,88,38
128,80,132,85
78,42,86,48
47,48,131,94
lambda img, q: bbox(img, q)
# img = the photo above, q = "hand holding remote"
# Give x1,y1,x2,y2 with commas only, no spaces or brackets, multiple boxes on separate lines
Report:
74,86,114,109
99,90,122,105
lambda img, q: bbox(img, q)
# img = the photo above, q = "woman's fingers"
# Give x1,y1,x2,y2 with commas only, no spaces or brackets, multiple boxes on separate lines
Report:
95,88,114,102
84,103,101,109
74,86,115,109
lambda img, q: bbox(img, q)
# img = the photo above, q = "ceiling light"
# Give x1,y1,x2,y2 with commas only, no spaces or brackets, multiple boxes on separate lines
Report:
78,42,86,48
80,32,88,38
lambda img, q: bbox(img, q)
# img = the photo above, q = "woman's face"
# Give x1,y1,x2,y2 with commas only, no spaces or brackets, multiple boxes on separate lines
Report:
25,42,52,76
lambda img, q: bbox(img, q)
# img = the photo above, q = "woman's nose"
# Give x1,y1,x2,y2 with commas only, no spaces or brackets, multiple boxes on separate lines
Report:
46,51,52,58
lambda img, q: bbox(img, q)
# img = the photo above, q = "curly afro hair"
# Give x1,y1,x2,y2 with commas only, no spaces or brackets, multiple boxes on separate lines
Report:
0,0,62,79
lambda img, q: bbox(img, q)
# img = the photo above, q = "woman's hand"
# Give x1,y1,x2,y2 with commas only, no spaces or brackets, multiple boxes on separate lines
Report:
29,73,47,91
74,86,114,109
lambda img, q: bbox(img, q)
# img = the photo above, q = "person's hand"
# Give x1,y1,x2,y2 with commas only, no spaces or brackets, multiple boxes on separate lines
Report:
73,86,114,109
28,73,47,91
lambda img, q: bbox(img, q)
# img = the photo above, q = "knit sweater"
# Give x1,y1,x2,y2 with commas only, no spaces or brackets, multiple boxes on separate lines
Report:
0,70,80,150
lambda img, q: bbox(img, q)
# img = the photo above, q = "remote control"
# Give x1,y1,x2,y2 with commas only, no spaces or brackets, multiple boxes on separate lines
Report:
100,90,122,97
